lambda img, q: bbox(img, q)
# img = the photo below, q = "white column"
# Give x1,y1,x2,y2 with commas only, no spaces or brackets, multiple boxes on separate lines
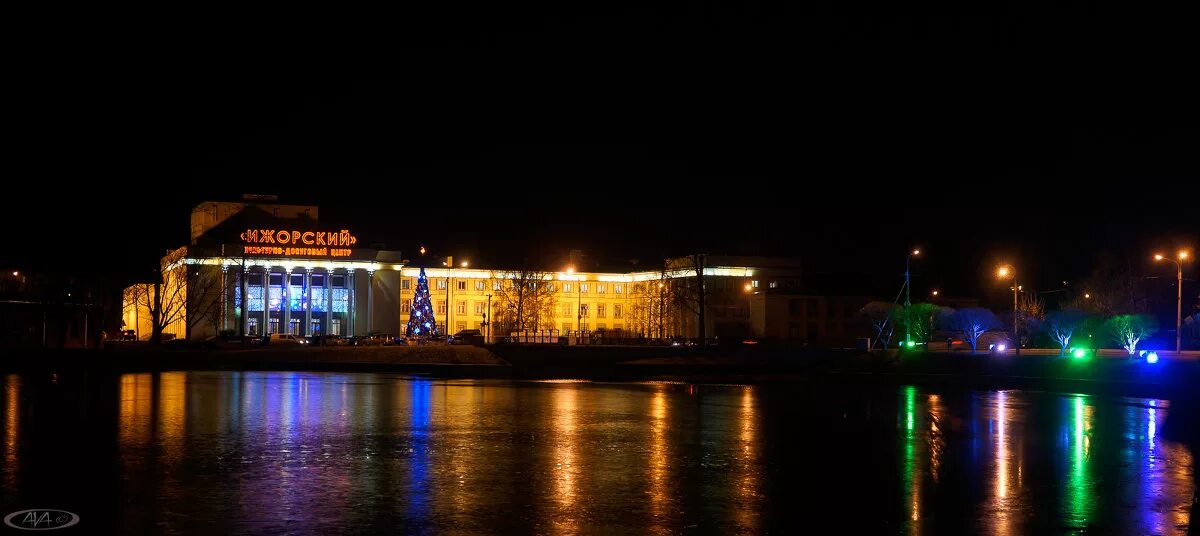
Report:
220,266,228,332
305,268,313,336
262,266,270,335
325,269,333,335
241,266,249,335
367,270,375,334
283,268,293,334
347,268,356,336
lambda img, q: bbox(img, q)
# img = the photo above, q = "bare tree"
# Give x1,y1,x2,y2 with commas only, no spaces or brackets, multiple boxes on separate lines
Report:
183,265,225,340
1105,314,1158,356
953,307,999,352
859,301,899,349
123,247,189,344
666,255,707,341
491,266,556,335
1045,308,1085,355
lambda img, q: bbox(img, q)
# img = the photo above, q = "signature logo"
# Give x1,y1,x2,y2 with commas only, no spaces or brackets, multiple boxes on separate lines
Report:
4,509,80,531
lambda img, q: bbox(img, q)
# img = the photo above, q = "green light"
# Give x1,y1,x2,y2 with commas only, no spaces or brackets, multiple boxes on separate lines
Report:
1073,348,1086,359
906,341,916,348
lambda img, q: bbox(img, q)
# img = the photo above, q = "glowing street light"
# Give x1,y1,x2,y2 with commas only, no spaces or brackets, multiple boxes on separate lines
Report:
904,248,921,347
1154,250,1192,353
996,264,1020,356
460,261,469,268
931,290,939,297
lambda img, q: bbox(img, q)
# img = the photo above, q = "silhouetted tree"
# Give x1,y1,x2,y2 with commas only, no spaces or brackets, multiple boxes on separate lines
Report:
1045,308,1085,355
953,307,1000,352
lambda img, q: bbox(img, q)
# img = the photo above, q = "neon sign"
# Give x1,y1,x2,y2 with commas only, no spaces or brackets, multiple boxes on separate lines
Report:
240,229,358,247
240,229,358,258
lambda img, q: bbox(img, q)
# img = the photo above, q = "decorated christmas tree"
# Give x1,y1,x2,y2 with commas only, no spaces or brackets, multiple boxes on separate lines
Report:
405,266,439,337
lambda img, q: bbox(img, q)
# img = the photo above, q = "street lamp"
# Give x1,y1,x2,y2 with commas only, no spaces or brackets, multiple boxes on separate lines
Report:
904,249,920,346
931,289,939,297
1155,250,1191,354
566,266,581,335
744,282,755,338
997,264,1019,355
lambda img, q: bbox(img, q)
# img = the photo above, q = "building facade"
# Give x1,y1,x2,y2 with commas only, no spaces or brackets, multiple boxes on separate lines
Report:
124,197,876,344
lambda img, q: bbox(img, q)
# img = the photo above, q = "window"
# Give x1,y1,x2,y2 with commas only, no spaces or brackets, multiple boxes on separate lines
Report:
492,281,502,291
474,302,485,315
614,304,623,318
597,284,606,294
437,301,447,314
456,301,466,314
269,273,284,286
596,304,606,318
333,274,346,288
402,278,411,290
580,283,589,294
546,282,555,292
614,283,624,294
562,304,572,317
752,280,760,288
402,302,411,313
579,304,590,317
457,280,467,291
290,274,304,286
437,279,447,290
769,281,778,289
456,322,466,332
475,280,485,291
563,282,573,293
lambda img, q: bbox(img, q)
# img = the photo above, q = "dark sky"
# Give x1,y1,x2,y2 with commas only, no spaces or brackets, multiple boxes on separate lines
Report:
4,10,1196,308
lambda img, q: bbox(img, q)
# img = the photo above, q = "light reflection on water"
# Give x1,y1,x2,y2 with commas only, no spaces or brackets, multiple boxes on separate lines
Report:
1,372,1195,534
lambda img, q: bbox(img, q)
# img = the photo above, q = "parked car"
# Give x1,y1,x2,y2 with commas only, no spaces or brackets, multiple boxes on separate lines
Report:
269,333,309,345
448,329,483,345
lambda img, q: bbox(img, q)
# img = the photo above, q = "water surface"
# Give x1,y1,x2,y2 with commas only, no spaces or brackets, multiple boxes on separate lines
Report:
0,372,1193,534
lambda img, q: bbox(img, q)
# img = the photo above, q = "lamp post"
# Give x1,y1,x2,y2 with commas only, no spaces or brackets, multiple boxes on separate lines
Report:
744,282,754,338
904,249,920,346
1155,250,1190,354
997,265,1019,356
485,293,492,344
566,267,581,337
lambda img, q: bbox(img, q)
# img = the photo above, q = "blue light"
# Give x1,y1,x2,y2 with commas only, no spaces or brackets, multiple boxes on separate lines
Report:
1146,351,1159,364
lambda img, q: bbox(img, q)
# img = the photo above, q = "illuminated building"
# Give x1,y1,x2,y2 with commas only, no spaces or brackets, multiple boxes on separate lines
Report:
124,196,869,342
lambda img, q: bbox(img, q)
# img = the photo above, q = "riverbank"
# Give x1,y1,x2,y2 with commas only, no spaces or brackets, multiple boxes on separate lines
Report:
2,345,1197,399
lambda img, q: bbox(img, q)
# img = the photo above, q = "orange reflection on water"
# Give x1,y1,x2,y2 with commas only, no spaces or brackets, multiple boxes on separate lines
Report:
158,372,187,465
551,385,579,534
4,375,19,489
992,391,1014,536
733,386,760,533
648,388,670,533
118,373,153,449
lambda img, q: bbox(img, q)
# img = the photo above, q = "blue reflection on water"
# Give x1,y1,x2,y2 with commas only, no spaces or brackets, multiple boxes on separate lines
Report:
408,380,432,521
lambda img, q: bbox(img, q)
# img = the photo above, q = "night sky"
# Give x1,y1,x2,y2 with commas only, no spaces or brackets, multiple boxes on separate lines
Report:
4,11,1196,309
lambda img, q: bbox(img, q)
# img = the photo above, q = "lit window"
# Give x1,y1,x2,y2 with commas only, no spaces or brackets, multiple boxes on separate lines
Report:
401,279,411,290
580,304,590,317
474,302,485,315
614,283,624,294
563,283,573,293
492,281,502,291
580,283,589,294
456,301,466,314
437,301,447,314
597,284,606,294
402,302,411,313
769,281,778,289
597,304,606,318
752,280,760,288
562,304,572,317
437,279,447,290
475,280,485,291
614,304,623,318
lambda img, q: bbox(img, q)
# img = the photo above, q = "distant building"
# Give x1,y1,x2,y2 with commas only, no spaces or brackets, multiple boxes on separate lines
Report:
125,197,899,345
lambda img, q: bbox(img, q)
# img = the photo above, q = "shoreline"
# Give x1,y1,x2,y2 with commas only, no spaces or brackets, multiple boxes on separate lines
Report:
2,344,1197,399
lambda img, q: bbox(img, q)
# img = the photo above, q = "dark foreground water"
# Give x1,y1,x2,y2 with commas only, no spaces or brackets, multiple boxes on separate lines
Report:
0,372,1194,535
